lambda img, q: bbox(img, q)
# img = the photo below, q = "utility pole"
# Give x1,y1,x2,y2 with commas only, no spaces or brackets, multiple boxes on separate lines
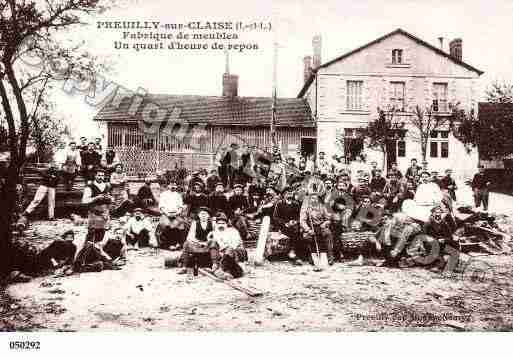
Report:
271,41,279,162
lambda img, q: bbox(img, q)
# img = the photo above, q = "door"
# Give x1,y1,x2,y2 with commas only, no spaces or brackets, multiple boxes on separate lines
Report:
300,137,316,159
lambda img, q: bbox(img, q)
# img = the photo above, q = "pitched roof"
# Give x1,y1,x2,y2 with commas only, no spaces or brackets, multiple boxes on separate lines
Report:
298,28,484,97
93,94,314,127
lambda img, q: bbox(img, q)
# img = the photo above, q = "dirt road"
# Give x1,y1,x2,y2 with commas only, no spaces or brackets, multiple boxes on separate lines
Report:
2,220,512,331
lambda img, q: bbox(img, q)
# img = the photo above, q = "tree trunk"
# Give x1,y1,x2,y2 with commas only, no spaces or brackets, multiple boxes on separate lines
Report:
0,165,19,276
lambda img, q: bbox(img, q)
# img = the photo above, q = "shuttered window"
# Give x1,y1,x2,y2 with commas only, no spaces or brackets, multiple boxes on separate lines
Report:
347,80,363,111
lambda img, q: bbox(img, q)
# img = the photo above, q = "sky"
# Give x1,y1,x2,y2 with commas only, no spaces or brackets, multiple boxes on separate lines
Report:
47,0,513,137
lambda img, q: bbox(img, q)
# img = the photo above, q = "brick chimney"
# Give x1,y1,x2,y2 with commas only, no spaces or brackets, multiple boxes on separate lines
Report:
222,50,238,97
449,38,462,61
303,55,312,83
312,34,322,68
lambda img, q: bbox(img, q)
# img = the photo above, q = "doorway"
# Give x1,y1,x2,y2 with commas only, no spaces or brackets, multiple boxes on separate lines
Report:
300,137,316,159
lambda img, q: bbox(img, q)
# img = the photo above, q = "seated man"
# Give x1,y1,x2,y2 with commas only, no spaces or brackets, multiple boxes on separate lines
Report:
179,207,214,277
109,163,134,217
185,182,209,218
207,212,248,279
300,193,334,265
272,187,307,264
383,172,404,212
73,230,124,273
101,227,128,266
228,183,250,241
124,208,153,249
157,181,187,250
423,205,459,273
136,176,160,216
8,229,78,281
208,182,229,216
369,168,387,206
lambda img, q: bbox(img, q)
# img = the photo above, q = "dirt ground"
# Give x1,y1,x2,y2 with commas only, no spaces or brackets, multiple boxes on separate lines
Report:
1,219,513,332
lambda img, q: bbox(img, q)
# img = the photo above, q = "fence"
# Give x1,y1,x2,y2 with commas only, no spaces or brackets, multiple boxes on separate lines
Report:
115,147,214,177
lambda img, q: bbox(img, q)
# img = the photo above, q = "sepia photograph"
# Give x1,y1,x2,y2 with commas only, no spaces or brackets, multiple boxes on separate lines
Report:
1,0,513,352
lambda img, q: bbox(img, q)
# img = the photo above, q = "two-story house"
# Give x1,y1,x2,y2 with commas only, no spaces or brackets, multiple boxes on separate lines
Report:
298,28,483,179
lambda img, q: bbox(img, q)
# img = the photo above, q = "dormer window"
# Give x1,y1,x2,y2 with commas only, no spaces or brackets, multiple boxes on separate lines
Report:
392,49,403,64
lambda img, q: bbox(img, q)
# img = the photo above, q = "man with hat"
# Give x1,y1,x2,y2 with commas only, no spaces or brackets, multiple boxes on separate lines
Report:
187,170,205,192
300,192,335,265
206,169,222,194
110,163,133,217
185,181,209,218
60,141,82,191
81,142,102,181
136,176,159,215
369,168,387,205
471,165,491,211
440,169,457,202
158,181,187,250
208,182,229,216
125,208,153,249
383,171,404,212
179,206,215,277
273,187,307,264
207,212,247,279
317,151,332,177
228,183,249,239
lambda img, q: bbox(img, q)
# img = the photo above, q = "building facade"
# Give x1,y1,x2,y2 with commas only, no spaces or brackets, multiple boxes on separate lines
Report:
299,29,483,179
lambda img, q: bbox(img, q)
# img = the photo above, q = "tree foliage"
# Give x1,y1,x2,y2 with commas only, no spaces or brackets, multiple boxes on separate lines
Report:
0,0,113,274
485,81,513,104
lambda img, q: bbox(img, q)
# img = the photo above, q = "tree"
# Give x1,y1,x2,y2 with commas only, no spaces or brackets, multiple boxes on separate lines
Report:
450,106,479,154
485,81,513,103
0,0,111,275
363,107,402,170
408,105,452,164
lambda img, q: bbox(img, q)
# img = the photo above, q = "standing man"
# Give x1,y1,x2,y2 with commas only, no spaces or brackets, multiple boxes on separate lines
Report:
317,151,331,177
22,162,60,221
471,165,491,211
440,169,457,201
81,142,102,181
82,169,113,243
405,158,421,181
369,168,387,205
61,141,81,191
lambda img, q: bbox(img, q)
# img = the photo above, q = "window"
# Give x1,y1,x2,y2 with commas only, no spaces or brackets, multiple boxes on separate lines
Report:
390,82,406,111
347,80,363,111
392,49,403,64
433,83,448,112
429,130,449,158
397,140,406,157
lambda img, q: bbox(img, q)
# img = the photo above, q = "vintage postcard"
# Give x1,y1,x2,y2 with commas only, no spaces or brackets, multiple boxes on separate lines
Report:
1,0,513,349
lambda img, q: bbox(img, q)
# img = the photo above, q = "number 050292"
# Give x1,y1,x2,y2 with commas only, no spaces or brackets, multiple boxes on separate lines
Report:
9,341,40,350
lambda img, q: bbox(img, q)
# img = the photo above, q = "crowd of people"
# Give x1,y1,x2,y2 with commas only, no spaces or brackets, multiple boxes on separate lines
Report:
8,141,493,283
